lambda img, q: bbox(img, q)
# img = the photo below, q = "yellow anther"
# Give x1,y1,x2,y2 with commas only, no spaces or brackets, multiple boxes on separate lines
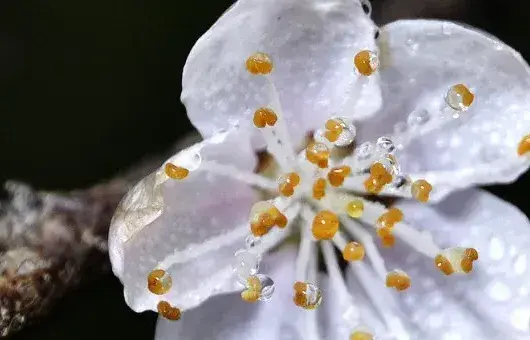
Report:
354,50,379,76
245,52,273,75
305,142,330,169
312,210,340,240
275,212,288,228
157,301,181,321
292,281,322,310
241,275,262,303
346,199,364,218
327,165,352,187
517,134,530,156
364,162,392,193
312,178,327,200
324,119,344,142
342,242,365,262
435,247,479,275
386,270,411,291
147,269,172,295
278,172,300,197
435,254,455,276
165,163,189,180
250,212,274,237
350,331,374,340
411,179,432,203
253,107,278,128
446,84,474,111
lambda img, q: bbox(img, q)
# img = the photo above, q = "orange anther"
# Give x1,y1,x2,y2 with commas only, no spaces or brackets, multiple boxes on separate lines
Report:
312,210,339,240
165,163,189,180
328,165,352,187
246,52,273,75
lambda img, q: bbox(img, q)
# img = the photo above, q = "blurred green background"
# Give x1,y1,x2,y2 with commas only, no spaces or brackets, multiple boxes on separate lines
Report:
2,0,530,339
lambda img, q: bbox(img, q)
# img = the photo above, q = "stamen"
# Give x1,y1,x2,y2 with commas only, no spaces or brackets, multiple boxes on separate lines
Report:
364,162,392,193
346,199,364,218
306,142,330,169
253,107,278,128
435,247,479,275
278,172,301,197
157,301,181,321
342,241,366,262
354,50,379,76
411,179,432,202
328,165,352,187
294,209,323,310
336,222,387,280
249,201,288,236
517,134,530,156
312,210,340,240
324,119,344,142
350,330,374,340
245,52,273,75
147,269,172,295
356,199,442,257
241,276,263,303
164,163,189,180
332,238,409,337
385,269,411,292
445,84,474,111
312,178,327,200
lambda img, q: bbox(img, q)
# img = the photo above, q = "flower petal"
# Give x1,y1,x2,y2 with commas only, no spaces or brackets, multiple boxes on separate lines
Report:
378,189,530,339
357,20,530,200
109,130,266,312
155,246,318,340
182,0,381,148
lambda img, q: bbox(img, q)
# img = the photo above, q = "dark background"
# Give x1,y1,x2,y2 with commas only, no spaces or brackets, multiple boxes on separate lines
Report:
1,0,529,339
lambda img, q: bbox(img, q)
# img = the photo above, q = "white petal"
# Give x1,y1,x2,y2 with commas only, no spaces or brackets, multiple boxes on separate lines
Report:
182,0,381,148
378,189,530,339
109,130,264,312
356,20,530,201
155,246,323,340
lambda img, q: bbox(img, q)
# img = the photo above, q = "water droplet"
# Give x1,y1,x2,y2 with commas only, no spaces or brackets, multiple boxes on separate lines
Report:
380,154,401,177
487,280,512,301
354,142,374,161
394,122,407,135
255,274,275,301
245,235,262,249
407,109,430,127
232,249,261,285
445,84,474,111
514,254,527,276
376,136,395,154
294,282,323,309
489,237,505,261
332,117,356,147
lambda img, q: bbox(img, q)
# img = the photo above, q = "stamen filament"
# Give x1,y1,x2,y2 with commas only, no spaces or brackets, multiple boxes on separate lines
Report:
332,238,409,340
321,241,361,325
339,219,388,280
358,199,441,257
298,205,317,282
200,161,278,191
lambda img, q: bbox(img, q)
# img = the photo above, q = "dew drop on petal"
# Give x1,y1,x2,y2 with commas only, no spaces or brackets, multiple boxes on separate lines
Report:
232,249,261,285
407,109,430,128
256,274,275,301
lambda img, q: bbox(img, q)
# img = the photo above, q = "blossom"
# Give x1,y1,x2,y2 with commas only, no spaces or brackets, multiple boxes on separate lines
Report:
109,0,530,339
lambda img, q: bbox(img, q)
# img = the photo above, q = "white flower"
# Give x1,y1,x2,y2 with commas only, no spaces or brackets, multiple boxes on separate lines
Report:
109,0,530,339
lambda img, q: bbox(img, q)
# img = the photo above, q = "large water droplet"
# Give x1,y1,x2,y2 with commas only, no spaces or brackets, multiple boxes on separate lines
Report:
255,274,275,301
232,249,261,285
354,142,374,161
376,136,395,154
